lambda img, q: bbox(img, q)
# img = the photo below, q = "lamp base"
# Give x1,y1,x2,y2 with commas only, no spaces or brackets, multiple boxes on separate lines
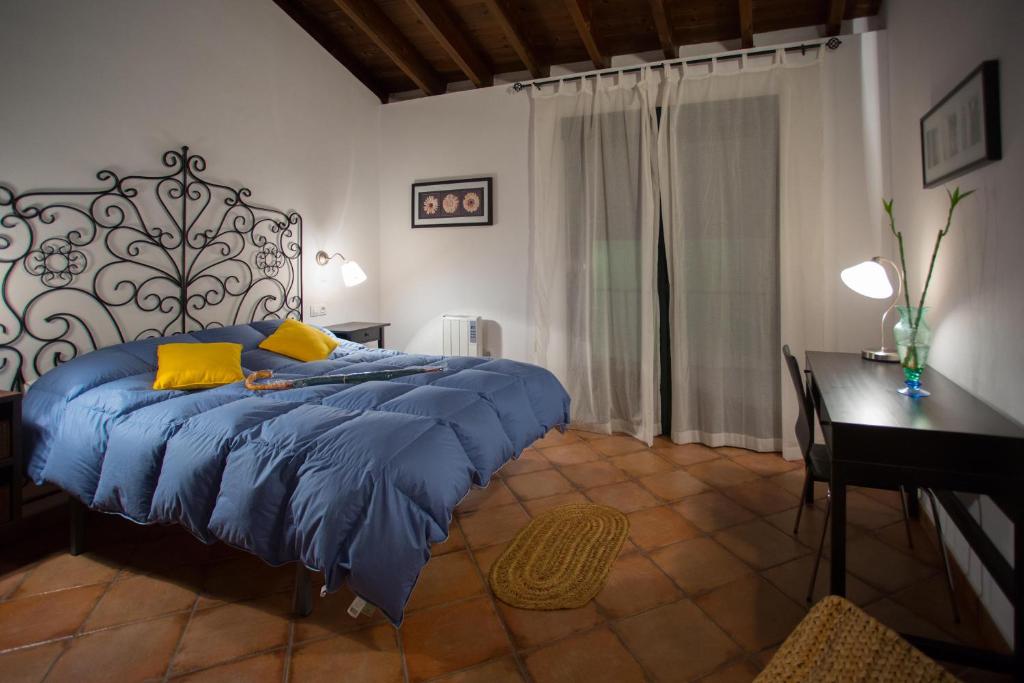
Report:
861,348,900,363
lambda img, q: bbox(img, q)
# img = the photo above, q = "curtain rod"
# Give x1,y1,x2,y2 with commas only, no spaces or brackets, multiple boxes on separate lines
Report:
511,37,841,92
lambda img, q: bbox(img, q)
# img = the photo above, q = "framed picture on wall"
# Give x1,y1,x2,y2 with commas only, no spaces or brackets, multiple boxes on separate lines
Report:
411,177,493,228
920,60,1001,188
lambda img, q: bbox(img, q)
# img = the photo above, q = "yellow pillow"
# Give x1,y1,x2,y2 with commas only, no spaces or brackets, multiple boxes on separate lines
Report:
258,319,339,362
153,342,245,391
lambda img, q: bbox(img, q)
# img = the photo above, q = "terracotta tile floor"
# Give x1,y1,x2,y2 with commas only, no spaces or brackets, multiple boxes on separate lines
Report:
0,429,1012,682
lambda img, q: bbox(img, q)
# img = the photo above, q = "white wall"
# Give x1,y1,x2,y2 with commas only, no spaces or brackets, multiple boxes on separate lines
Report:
0,0,381,328
379,88,531,359
379,32,890,364
883,0,1024,643
821,30,893,353
378,31,894,470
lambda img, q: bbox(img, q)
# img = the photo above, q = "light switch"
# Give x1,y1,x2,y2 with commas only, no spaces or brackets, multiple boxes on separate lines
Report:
309,303,327,318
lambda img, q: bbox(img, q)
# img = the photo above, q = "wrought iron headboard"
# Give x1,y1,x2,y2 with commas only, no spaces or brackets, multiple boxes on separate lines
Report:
0,146,302,390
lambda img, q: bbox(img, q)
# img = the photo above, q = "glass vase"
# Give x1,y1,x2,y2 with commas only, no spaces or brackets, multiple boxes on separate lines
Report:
893,306,931,397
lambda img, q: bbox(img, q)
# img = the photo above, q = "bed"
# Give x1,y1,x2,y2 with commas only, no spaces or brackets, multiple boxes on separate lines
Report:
22,321,568,625
0,147,570,626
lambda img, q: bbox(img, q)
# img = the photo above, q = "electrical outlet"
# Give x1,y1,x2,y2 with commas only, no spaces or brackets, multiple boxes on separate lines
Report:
308,303,327,318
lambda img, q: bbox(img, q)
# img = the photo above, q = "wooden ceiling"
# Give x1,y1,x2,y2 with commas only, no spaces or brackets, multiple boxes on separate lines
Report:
274,0,882,101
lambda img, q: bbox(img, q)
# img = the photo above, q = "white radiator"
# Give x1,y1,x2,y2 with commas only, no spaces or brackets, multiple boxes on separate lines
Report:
442,315,483,356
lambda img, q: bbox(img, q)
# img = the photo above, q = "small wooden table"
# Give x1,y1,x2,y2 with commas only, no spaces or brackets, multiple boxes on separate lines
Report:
805,351,1024,675
326,322,391,348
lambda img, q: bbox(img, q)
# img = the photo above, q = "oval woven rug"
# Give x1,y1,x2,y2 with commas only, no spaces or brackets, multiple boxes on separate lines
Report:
488,502,629,610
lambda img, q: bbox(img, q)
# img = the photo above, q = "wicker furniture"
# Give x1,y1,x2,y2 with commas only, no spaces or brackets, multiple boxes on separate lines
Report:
757,596,959,682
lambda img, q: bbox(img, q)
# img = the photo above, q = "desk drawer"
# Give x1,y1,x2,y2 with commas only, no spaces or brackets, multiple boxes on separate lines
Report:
346,327,377,344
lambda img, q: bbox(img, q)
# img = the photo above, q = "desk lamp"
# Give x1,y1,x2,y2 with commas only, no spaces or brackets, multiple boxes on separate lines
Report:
840,257,901,362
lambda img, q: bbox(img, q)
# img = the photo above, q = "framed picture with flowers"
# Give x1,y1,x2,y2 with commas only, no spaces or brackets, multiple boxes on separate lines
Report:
411,177,493,228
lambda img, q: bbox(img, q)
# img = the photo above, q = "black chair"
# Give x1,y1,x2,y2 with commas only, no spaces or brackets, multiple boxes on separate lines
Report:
782,345,959,621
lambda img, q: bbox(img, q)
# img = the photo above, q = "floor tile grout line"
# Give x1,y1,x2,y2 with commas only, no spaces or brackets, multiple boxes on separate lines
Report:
525,441,817,566
161,589,202,682
289,624,378,650
0,635,75,657
455,513,534,683
694,651,774,683
395,622,411,683
523,439,796,511
66,605,197,640
574,435,924,568
37,639,70,683
0,560,37,603
579,481,765,664
282,621,294,683
494,606,767,682
68,563,123,643
2,577,119,604
163,645,289,681
506,601,749,664
535,432,786,474
417,661,510,683
603,622,659,682
38,620,84,681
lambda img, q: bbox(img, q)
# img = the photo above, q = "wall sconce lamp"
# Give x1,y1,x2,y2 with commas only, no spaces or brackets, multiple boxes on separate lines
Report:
315,250,367,287
840,256,902,362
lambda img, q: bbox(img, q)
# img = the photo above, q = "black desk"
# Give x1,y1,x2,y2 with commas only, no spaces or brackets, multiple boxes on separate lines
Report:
805,351,1024,674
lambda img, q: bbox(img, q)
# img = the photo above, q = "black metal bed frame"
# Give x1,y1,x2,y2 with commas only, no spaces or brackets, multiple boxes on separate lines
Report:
68,497,315,617
0,146,303,391
2,147,314,615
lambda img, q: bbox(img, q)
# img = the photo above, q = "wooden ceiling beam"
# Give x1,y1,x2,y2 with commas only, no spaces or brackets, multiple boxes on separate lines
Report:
330,0,445,96
404,0,493,87
482,0,548,79
826,0,847,36
563,0,608,69
738,0,754,48
272,0,388,102
647,0,677,59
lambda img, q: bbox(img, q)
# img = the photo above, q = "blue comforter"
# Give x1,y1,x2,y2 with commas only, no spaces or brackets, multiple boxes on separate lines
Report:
23,320,569,625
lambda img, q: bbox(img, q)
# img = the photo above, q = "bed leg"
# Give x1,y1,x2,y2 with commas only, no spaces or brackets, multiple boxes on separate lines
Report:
69,499,87,556
293,565,313,618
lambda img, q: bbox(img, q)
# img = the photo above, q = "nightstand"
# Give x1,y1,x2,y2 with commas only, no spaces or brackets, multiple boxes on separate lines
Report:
0,391,23,526
326,322,391,348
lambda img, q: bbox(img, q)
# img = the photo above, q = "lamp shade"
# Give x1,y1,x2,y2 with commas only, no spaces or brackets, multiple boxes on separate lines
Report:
315,249,367,287
340,260,367,287
840,260,893,299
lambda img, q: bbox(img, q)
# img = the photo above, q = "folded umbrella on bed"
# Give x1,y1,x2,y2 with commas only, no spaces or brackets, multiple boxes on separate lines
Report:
244,365,447,391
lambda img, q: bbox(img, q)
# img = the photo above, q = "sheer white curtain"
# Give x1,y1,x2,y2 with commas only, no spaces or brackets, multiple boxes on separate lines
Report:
657,54,825,455
528,53,826,456
529,74,660,444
